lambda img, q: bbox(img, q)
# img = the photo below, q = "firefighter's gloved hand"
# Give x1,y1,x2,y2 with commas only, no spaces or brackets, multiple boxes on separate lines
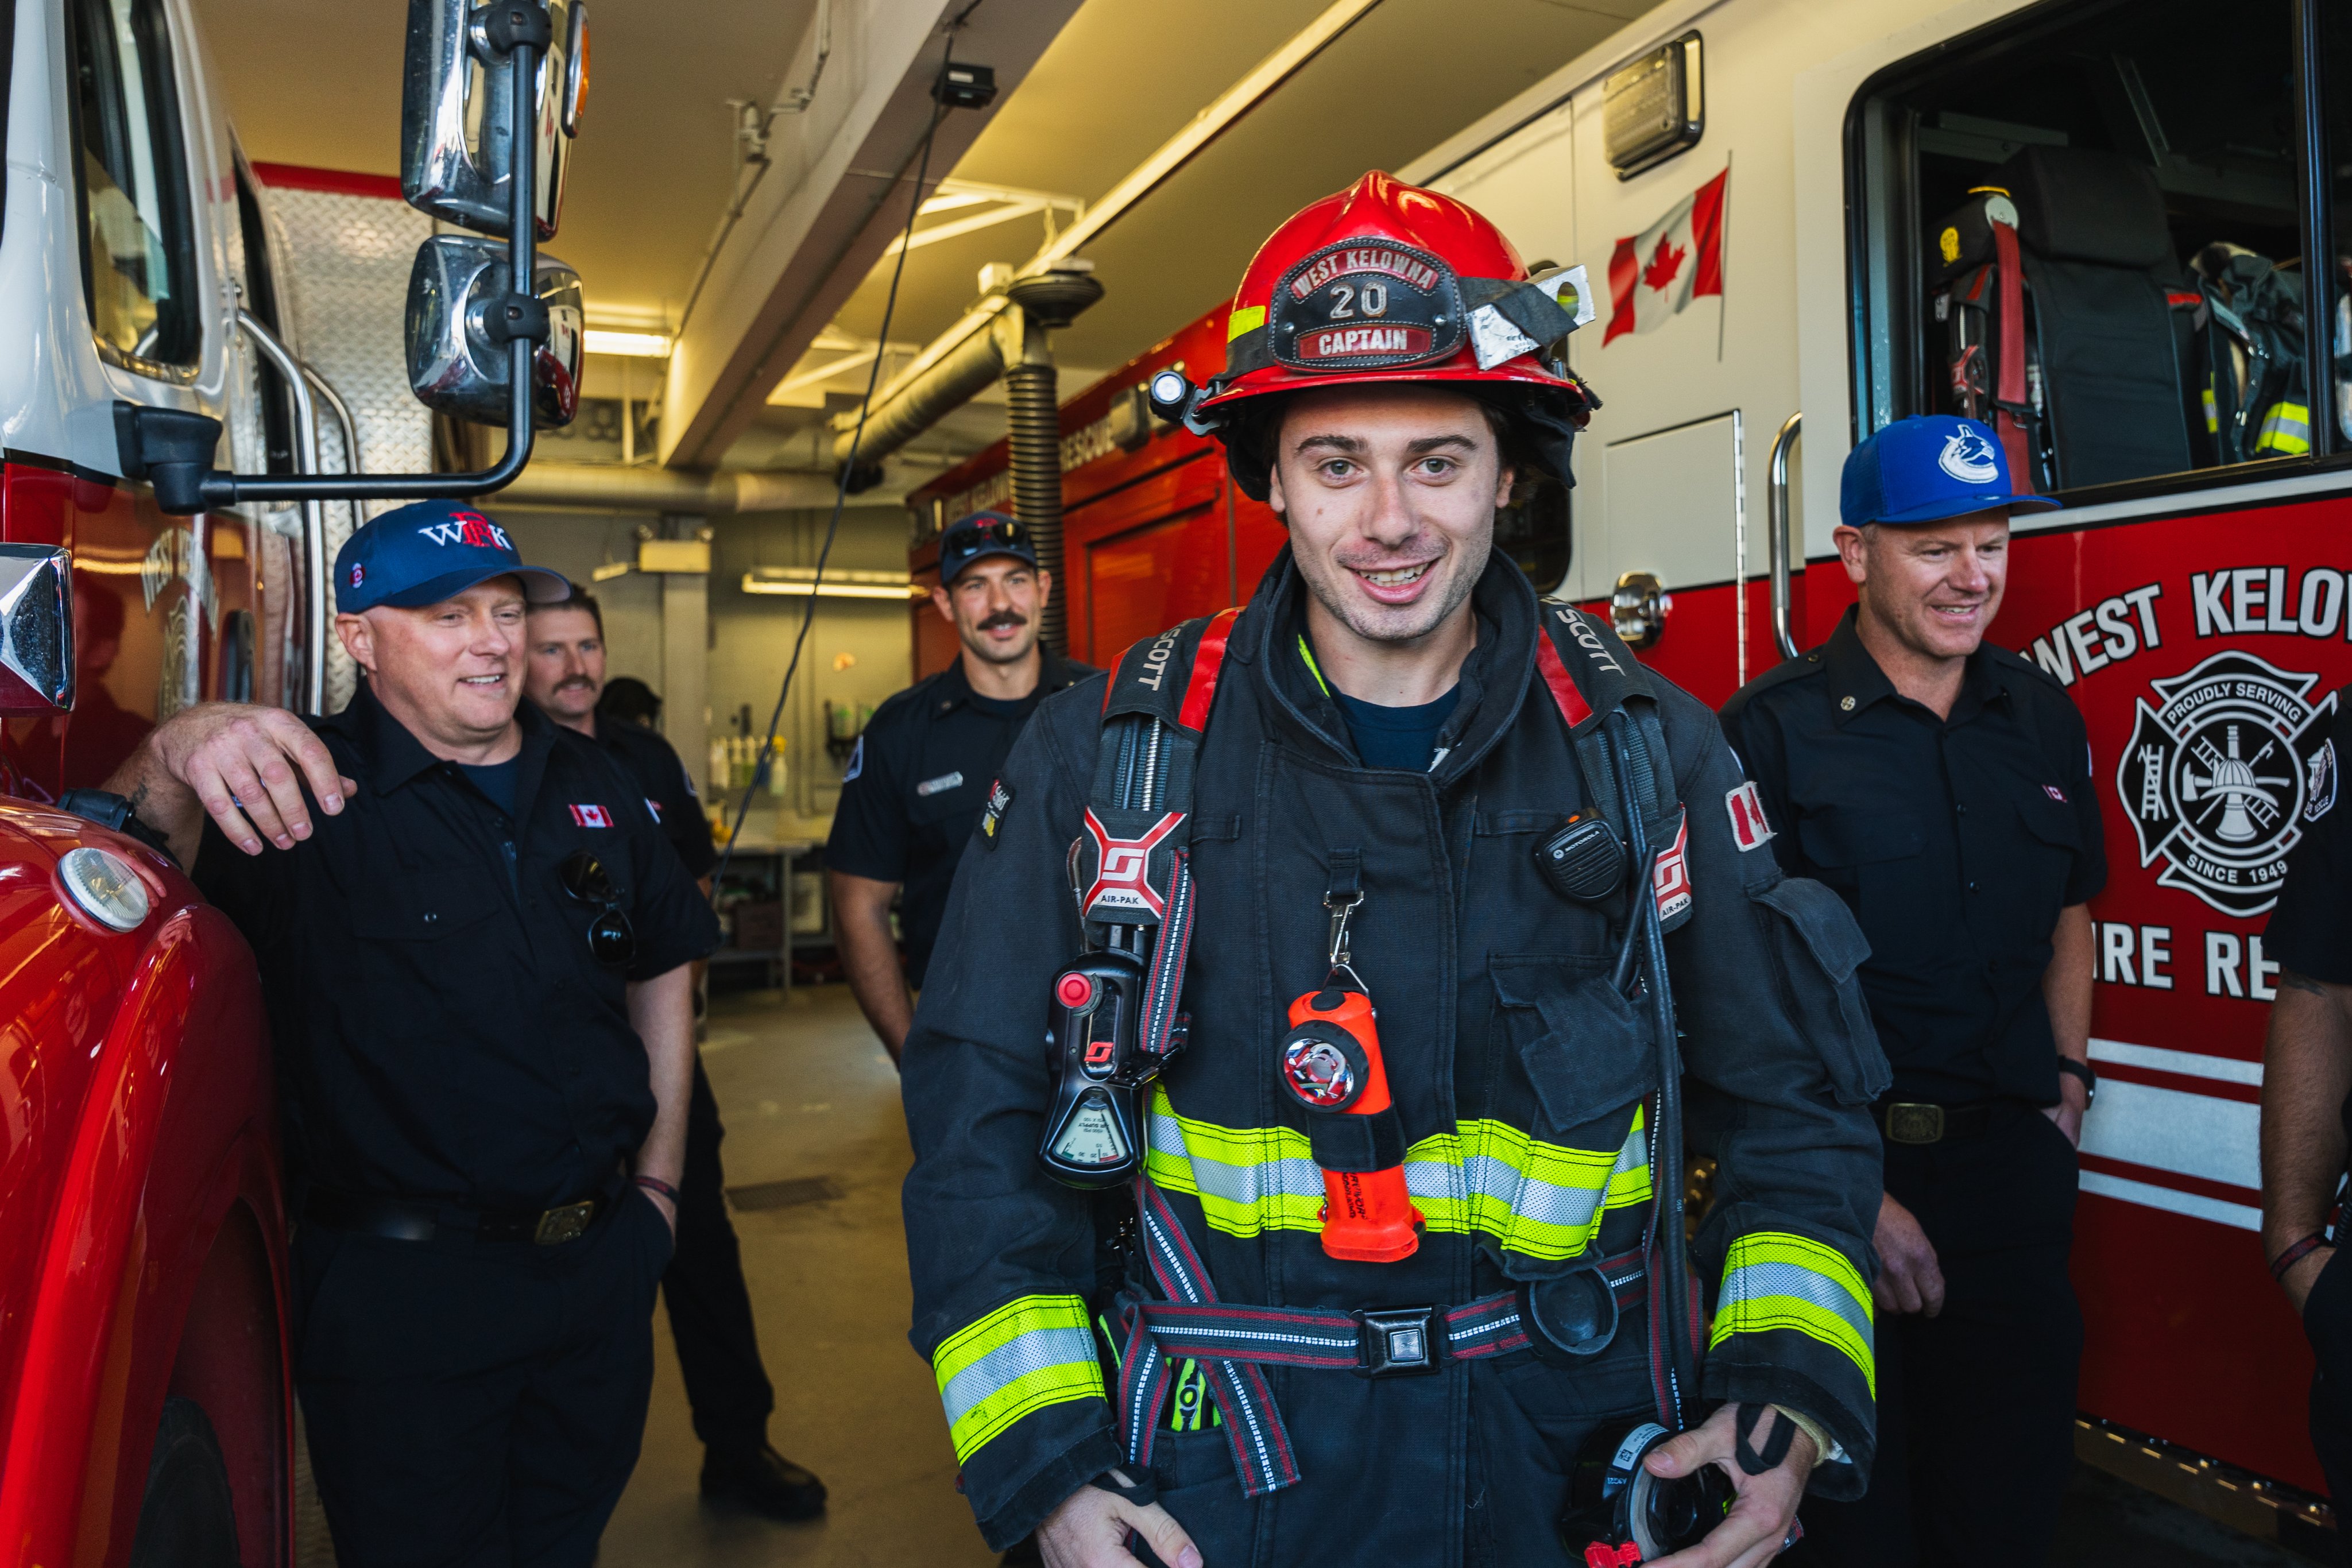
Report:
1873,1193,1946,1317
1642,1404,1818,1568
1038,1470,1201,1568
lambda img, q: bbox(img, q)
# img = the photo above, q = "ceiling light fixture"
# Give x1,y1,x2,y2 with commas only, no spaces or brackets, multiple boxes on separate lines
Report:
742,567,922,600
585,329,672,358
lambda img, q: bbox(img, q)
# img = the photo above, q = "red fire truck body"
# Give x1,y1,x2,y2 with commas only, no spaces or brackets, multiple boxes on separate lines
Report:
911,0,2352,1536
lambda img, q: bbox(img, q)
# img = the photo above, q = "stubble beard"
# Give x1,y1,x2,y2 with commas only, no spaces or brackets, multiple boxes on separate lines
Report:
1299,536,1490,649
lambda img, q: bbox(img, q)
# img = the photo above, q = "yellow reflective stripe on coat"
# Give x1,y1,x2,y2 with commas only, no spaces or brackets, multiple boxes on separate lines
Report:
933,1294,1102,1462
2257,401,2312,454
1146,1087,1651,1260
1709,1232,1876,1397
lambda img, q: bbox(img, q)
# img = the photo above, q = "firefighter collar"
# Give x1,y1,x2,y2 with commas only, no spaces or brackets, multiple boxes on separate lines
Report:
1823,606,2007,725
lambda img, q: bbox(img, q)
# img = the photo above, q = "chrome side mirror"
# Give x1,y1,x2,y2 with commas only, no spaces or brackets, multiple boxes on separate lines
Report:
405,236,584,427
0,545,74,714
1611,570,1670,650
401,0,585,239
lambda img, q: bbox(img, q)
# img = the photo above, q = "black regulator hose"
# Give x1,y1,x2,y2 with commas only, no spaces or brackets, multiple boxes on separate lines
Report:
1606,708,1696,1430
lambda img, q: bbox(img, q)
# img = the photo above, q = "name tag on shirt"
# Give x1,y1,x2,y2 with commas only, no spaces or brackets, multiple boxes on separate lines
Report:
916,771,965,797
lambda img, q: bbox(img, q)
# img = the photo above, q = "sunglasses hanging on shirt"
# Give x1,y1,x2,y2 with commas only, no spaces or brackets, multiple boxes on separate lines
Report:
558,849,637,967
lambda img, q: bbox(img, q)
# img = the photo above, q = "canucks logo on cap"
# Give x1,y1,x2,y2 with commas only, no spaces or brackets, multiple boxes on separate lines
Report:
1938,425,2001,485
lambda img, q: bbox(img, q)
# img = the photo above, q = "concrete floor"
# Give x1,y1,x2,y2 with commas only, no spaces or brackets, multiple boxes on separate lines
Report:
598,984,997,1567
593,984,2326,1568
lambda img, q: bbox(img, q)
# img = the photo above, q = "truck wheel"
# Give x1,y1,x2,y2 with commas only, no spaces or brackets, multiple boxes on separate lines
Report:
127,1396,241,1568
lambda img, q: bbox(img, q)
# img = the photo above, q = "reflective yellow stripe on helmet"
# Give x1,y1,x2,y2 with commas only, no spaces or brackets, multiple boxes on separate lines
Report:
1709,1232,1876,1397
1146,1087,1651,1260
933,1294,1102,1462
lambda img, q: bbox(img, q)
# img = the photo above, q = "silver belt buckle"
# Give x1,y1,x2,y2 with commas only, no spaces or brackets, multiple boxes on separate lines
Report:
1883,1102,1946,1145
534,1200,596,1244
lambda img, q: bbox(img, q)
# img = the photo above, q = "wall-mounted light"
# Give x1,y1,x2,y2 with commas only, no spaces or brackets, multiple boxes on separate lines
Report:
585,329,672,358
742,567,922,600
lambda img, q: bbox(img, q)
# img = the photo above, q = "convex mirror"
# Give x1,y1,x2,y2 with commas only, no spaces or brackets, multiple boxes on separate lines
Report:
405,237,583,427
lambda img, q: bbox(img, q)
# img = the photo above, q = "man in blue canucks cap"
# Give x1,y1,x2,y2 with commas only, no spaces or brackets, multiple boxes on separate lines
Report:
1721,417,2104,1567
827,510,1096,1066
101,499,720,1567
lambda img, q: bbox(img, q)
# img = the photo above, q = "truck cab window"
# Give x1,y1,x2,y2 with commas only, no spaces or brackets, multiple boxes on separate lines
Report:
1852,0,2320,496
68,0,198,373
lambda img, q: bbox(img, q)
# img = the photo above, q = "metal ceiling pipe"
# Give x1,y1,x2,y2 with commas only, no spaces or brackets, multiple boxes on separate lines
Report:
831,314,1013,470
998,270,1103,653
493,463,880,513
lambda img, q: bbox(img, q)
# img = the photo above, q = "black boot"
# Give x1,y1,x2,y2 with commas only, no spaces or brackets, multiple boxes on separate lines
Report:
699,1442,827,1521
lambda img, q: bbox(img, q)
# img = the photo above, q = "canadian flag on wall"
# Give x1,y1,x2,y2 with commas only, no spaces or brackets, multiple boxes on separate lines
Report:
1604,167,1728,345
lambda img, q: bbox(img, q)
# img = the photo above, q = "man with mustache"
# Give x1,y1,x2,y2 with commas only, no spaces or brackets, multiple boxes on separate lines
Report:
523,587,827,1523
827,512,1093,1063
899,175,1886,1568
1719,416,2103,1568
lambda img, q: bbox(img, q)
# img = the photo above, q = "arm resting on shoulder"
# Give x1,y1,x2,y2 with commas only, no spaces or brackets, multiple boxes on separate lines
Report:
830,869,914,1063
2262,973,2352,1311
627,961,695,1231
103,701,354,868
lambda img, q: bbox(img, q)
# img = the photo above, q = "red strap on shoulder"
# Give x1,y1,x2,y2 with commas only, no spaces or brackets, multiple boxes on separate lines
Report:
1534,624,1594,729
1990,219,2037,492
1178,607,1242,733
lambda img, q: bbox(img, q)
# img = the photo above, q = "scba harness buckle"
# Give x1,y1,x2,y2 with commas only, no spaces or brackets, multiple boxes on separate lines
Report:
1354,1306,1444,1377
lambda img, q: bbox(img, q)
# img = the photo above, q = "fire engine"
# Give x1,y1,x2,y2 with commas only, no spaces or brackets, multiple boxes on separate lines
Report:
910,0,2346,1548
0,0,583,1561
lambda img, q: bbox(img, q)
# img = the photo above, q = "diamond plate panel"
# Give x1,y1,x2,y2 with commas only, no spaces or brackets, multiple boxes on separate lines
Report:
268,186,435,713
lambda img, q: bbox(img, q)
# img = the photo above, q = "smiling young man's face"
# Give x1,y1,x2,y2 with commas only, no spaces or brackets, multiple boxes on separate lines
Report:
1264,384,1512,652
1838,510,2011,664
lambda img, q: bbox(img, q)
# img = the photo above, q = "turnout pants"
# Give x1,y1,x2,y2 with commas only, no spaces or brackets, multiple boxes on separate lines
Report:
1792,1104,2082,1568
663,1056,777,1450
294,1189,674,1568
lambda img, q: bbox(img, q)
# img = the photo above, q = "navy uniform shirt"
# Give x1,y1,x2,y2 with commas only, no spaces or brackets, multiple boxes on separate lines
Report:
826,649,1092,984
1720,606,2107,1104
587,713,718,880
194,685,722,1210
2266,688,2352,985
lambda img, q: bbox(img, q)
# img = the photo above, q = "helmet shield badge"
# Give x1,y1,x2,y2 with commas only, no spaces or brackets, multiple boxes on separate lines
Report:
1269,242,1465,373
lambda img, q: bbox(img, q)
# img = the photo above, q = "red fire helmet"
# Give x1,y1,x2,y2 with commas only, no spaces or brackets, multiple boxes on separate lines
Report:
1197,171,1594,415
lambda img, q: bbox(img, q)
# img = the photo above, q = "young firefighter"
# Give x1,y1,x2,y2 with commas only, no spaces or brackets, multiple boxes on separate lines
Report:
900,174,1887,1568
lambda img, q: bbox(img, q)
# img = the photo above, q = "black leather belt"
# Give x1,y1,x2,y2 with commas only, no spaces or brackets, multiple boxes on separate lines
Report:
303,1182,617,1245
1875,1099,1995,1145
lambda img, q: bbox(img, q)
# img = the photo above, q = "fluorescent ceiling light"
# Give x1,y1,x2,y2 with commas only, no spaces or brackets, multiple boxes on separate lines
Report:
585,329,672,358
742,568,922,600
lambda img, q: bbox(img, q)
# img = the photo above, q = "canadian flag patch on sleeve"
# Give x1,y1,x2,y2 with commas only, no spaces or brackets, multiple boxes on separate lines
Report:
1726,780,1775,851
569,804,613,828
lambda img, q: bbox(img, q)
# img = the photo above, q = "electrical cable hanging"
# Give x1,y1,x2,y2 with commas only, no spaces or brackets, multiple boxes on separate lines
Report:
708,36,960,905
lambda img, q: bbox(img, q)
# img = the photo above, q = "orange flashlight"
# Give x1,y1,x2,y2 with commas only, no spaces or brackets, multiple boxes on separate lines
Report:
1281,984,1423,1263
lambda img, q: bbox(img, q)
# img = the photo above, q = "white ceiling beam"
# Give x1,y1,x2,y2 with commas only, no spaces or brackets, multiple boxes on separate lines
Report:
656,0,1083,469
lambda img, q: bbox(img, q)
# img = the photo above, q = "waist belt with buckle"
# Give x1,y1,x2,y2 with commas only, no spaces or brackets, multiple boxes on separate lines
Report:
1114,1175,1646,1496
303,1180,617,1245
1876,1099,1997,1145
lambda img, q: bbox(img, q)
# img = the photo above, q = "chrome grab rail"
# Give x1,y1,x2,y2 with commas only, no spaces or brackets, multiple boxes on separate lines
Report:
236,309,329,715
1767,411,1801,663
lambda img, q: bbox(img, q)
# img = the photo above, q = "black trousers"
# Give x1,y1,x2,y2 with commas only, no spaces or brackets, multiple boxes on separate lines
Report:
663,1055,777,1450
1791,1104,2083,1568
2300,1252,2352,1563
295,1188,674,1568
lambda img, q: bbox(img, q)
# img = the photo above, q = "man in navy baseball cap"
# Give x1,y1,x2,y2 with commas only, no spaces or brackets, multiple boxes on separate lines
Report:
336,499,571,613
1719,413,2103,1566
934,508,1039,586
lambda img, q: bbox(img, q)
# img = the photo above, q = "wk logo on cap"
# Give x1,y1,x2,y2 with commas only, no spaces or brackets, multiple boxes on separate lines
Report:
417,511,513,551
1938,426,2000,484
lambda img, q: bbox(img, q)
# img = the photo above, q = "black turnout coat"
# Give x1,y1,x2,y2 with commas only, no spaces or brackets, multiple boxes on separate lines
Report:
902,550,1888,1565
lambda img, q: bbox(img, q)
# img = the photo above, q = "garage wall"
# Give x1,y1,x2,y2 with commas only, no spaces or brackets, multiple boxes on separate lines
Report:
708,504,918,834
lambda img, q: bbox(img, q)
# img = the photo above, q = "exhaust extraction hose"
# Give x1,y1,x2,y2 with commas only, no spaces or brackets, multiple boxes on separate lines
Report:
1004,358,1067,654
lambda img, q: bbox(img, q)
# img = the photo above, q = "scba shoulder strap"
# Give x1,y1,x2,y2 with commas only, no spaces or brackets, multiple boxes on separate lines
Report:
1530,599,1691,934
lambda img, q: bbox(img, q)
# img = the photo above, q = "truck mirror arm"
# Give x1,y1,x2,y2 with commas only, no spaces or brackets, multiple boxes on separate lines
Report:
114,17,548,516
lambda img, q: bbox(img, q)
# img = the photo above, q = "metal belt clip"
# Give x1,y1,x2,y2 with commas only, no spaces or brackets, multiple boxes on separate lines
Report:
533,1200,597,1245
1355,1305,1443,1377
1882,1102,1946,1146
